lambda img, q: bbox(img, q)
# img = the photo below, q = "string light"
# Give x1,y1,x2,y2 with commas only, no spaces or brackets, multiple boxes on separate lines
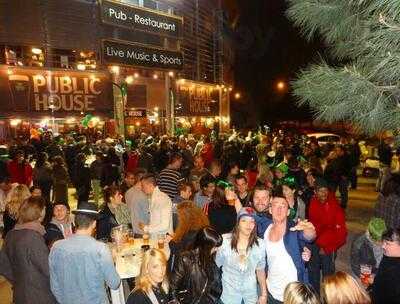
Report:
110,66,120,74
77,64,86,71
125,76,134,84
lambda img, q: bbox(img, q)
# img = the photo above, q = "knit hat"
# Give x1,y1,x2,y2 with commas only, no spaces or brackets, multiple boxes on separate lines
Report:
368,217,387,242
315,177,329,189
237,207,258,221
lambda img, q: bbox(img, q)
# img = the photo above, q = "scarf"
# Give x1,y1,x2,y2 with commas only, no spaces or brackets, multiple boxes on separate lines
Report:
51,218,73,238
13,221,46,235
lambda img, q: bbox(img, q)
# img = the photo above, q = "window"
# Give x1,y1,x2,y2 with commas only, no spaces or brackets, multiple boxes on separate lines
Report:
120,0,140,5
143,0,156,10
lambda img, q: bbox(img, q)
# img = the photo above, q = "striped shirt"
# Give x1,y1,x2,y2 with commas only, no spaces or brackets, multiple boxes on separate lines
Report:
158,168,184,199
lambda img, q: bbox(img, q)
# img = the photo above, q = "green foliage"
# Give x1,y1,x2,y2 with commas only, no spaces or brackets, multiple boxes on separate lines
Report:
287,0,400,136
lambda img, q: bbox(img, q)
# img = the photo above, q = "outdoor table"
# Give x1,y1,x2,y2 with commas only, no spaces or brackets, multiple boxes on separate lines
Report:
110,238,169,304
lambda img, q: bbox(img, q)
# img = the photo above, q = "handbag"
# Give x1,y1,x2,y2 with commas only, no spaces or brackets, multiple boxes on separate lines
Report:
175,278,209,304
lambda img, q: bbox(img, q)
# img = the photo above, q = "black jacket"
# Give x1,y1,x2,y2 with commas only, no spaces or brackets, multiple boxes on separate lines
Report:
126,286,171,304
44,222,74,248
170,249,222,304
372,256,400,304
96,205,118,241
350,233,380,277
169,230,199,271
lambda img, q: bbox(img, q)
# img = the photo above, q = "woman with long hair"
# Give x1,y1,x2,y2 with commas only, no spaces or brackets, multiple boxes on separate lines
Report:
96,185,130,241
168,201,209,270
0,196,57,304
278,183,306,221
170,227,223,304
2,184,30,237
322,271,371,304
207,183,237,235
283,282,320,304
126,249,171,304
215,207,267,304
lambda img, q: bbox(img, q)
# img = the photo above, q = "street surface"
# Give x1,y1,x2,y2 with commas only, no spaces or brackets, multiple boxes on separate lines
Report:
0,177,378,304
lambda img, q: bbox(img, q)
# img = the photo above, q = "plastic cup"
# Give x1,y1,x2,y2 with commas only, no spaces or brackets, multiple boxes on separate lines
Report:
158,234,165,249
360,264,372,285
143,233,150,245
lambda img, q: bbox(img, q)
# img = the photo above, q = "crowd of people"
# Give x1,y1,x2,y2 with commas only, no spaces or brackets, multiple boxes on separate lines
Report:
0,128,399,304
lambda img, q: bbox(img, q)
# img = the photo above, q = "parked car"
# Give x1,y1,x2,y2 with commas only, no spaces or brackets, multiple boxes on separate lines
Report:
307,133,340,146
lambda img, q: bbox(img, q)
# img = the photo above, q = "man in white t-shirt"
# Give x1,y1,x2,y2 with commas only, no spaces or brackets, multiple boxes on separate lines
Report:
264,193,316,303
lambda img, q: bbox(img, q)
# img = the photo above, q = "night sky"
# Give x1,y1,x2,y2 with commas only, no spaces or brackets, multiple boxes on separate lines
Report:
227,0,324,128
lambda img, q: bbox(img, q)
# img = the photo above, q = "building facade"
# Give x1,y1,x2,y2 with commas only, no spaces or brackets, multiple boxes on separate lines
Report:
0,0,235,137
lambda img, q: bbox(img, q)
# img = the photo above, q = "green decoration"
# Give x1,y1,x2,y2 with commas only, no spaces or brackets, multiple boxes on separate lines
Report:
81,114,93,128
282,176,297,189
121,83,128,97
216,180,233,189
275,162,289,175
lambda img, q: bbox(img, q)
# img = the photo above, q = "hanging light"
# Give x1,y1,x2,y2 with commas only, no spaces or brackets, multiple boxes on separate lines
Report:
168,71,174,77
134,72,139,78
153,73,159,79
10,119,21,126
31,48,42,55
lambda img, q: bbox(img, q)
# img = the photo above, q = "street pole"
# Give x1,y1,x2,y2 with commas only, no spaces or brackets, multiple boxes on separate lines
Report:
111,72,126,138
165,74,175,135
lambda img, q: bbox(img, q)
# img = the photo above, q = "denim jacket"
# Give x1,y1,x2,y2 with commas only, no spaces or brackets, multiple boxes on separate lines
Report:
257,217,312,283
49,235,120,304
215,234,266,301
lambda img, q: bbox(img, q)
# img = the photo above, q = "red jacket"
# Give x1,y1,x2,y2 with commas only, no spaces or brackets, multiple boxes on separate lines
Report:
7,160,33,186
200,143,214,168
309,192,347,254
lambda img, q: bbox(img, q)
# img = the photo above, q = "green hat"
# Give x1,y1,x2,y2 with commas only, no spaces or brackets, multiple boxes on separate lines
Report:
282,175,297,189
275,162,289,175
368,218,387,242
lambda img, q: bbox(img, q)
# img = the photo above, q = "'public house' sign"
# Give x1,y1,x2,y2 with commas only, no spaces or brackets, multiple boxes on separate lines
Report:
102,40,183,70
101,0,183,39
0,65,113,116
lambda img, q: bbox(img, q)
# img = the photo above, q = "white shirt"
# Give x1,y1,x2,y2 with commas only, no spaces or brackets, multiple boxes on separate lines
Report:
144,187,173,236
265,225,298,301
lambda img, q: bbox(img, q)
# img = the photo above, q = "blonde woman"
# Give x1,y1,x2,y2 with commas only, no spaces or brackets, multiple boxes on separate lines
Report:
3,184,30,237
283,282,320,304
322,271,371,304
126,249,172,304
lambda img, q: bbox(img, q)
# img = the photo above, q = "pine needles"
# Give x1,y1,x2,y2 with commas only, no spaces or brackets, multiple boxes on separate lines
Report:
287,0,400,138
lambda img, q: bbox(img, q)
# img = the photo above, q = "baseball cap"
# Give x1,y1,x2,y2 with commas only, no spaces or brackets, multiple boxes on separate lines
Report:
237,207,259,221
